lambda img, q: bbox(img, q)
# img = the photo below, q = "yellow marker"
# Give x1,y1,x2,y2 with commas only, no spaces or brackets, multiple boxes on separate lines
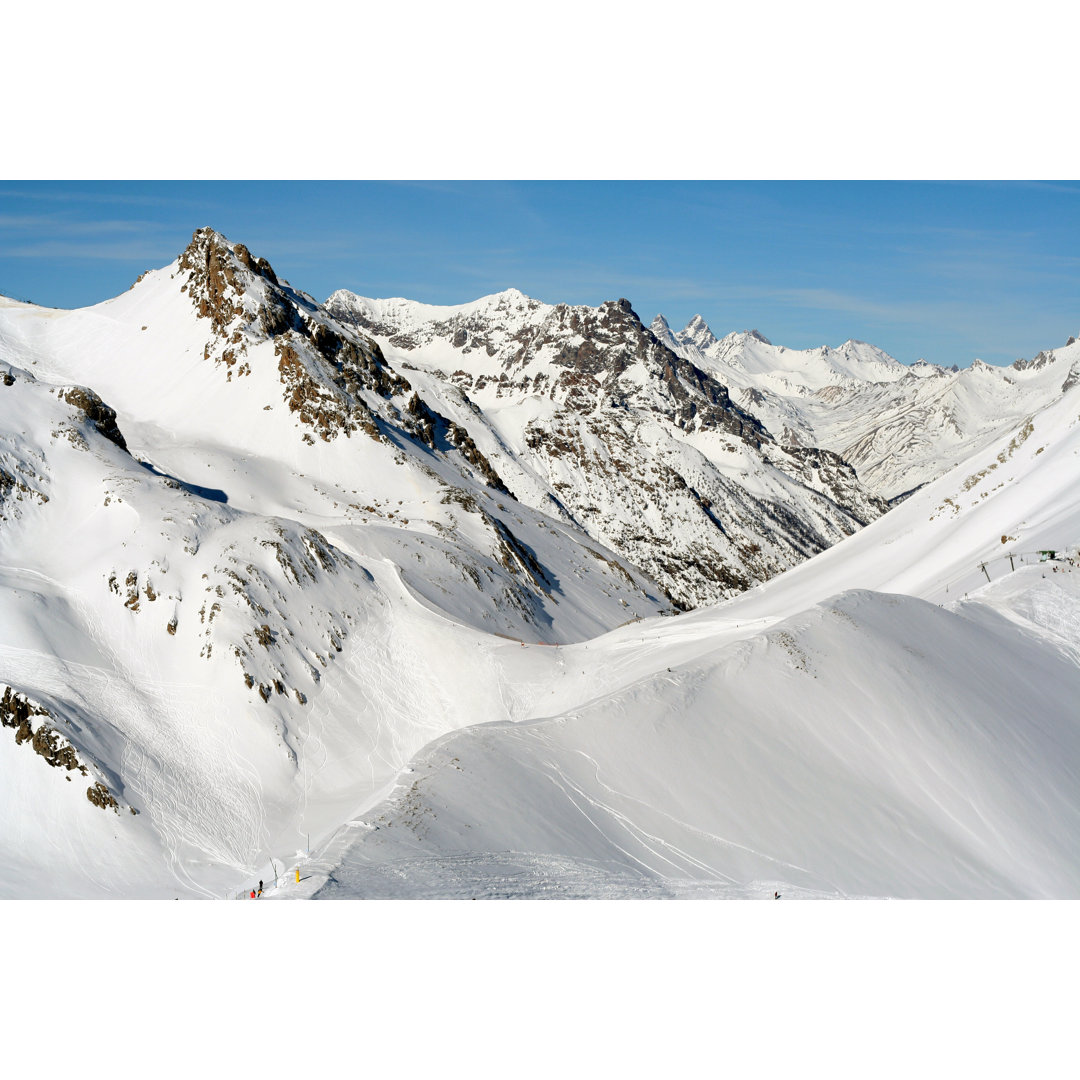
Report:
295,867,300,884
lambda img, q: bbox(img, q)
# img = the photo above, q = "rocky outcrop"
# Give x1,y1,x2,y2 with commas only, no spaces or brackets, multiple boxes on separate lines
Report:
176,230,513,498
1,686,122,813
403,393,511,495
768,445,890,527
59,386,128,452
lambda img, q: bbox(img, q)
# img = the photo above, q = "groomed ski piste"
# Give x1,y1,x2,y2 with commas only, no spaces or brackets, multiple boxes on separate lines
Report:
2,232,1079,900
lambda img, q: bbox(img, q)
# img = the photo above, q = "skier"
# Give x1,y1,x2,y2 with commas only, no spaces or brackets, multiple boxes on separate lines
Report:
250,889,256,899
258,880,263,897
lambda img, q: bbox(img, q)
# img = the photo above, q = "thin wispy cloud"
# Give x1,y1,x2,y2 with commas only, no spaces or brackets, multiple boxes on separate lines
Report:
0,188,216,209
239,235,363,262
0,215,176,236
965,180,1080,198
2,241,180,260
385,180,476,197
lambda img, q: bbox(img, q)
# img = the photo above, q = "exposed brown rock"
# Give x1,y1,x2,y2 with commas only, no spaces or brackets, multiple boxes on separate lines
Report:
58,387,128,452
87,782,119,812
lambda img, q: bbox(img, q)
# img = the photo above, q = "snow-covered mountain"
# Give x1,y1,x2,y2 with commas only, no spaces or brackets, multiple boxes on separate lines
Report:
657,313,1080,501
295,369,1080,900
326,288,889,609
1,226,1079,899
0,229,670,897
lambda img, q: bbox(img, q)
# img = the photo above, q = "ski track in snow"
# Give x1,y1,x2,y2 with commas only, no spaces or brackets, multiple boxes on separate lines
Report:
306,848,848,901
562,745,829,886
294,588,471,859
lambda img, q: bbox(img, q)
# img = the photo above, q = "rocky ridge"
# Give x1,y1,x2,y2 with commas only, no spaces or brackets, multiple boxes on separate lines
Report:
329,289,889,608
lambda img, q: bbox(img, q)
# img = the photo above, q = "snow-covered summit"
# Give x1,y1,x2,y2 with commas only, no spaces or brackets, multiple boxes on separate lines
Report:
324,286,547,347
909,357,949,378
668,314,907,391
648,313,678,352
680,313,719,352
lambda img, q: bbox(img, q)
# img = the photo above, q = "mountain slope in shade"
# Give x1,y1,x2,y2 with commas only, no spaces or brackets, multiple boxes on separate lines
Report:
327,289,889,608
658,313,1080,500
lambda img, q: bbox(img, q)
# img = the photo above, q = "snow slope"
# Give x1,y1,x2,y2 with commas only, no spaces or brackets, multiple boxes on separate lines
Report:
309,576,1080,899
296,366,1080,899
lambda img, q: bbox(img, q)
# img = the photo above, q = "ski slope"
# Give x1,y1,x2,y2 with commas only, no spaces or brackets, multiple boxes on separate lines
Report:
292,374,1080,899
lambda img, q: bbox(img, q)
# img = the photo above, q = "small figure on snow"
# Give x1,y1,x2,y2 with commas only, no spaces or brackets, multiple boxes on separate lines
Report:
250,889,256,899
774,891,781,900
258,880,263,897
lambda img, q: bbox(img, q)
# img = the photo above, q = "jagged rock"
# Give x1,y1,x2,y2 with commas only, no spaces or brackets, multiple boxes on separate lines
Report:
86,782,118,812
58,387,128,452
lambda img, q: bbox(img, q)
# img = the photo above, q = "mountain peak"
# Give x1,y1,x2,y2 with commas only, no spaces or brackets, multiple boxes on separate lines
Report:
183,225,227,251
649,314,680,351
471,286,541,307
181,226,281,284
680,314,719,350
175,227,287,337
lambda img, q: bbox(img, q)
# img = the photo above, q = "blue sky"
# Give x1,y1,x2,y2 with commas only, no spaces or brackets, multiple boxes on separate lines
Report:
1,180,1078,368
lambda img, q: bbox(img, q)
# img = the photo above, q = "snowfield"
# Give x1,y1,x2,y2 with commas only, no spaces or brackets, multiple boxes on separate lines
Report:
1,228,1078,899
307,573,1080,900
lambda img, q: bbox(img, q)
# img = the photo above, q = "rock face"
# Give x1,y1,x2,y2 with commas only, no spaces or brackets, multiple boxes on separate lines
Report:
58,387,128,452
175,228,515,493
328,289,889,608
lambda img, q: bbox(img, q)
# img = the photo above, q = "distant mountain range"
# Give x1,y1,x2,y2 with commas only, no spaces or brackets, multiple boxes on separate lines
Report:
652,311,1079,500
